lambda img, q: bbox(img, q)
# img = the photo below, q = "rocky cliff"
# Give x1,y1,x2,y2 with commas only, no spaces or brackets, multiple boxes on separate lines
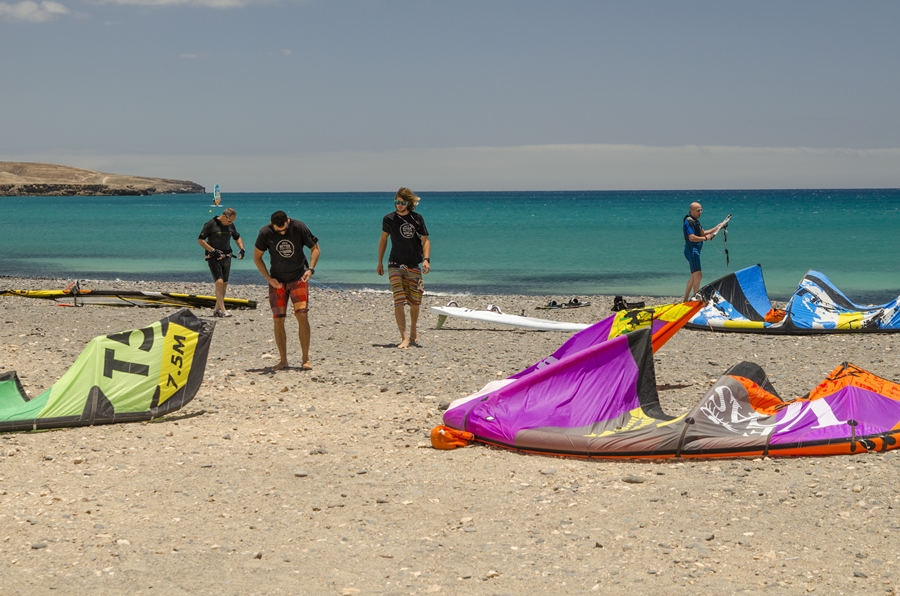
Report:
0,162,205,196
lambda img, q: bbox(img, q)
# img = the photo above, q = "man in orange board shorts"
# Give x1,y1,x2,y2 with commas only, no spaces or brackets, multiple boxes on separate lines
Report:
253,210,321,371
377,187,431,349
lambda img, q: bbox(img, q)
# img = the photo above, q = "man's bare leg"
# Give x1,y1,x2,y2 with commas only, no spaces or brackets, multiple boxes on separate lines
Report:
408,303,420,345
214,278,226,312
296,308,312,369
395,304,410,348
273,317,288,370
683,271,702,302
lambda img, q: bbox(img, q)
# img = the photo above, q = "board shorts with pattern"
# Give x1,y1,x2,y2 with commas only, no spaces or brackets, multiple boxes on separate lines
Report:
388,265,424,306
268,279,309,319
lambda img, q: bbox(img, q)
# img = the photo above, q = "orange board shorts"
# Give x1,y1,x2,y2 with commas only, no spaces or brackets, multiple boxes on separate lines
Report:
268,279,309,319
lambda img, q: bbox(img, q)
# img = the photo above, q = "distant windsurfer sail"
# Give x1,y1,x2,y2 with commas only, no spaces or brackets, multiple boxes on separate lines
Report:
213,184,221,206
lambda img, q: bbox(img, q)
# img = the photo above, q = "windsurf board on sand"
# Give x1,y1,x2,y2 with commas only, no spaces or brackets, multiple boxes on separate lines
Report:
431,303,590,332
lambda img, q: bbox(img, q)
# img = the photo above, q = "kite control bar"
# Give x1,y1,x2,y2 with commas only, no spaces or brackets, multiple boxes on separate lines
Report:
709,214,732,238
705,214,732,266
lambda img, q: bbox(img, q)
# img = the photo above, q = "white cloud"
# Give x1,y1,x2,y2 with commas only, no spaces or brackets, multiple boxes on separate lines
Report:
0,0,70,22
91,0,274,7
6,144,900,192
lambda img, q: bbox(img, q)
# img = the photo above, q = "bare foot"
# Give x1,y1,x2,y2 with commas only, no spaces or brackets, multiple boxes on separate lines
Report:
410,335,419,346
397,336,410,349
301,361,313,371
272,361,288,371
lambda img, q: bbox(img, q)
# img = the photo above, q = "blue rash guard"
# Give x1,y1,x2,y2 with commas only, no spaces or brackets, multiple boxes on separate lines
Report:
683,215,704,273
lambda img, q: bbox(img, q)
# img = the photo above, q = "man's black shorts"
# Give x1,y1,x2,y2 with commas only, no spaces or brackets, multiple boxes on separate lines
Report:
207,254,232,282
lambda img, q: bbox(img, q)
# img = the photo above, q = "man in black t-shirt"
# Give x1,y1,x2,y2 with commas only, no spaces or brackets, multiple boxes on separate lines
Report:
376,187,431,349
198,207,245,317
253,210,321,371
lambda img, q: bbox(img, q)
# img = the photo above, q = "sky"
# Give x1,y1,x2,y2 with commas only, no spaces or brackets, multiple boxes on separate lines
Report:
2,0,899,191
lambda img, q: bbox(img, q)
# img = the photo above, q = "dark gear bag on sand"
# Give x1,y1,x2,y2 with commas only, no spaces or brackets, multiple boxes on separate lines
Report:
611,296,645,312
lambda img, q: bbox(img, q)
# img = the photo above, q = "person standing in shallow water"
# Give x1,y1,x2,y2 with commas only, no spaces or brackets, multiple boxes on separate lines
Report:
198,207,245,317
377,188,431,349
253,210,321,371
682,202,728,302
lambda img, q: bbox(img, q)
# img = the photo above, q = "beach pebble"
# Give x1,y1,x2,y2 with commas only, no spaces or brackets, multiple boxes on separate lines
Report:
6,278,900,592
622,476,645,484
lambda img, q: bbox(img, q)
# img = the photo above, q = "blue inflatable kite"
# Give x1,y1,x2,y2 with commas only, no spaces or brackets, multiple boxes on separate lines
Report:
688,265,900,333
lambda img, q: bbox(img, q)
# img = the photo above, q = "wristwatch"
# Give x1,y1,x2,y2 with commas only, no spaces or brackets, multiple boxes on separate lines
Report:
424,258,430,262
308,268,315,275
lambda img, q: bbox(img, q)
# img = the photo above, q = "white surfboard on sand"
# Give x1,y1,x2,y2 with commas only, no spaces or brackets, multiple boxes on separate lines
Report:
431,304,590,332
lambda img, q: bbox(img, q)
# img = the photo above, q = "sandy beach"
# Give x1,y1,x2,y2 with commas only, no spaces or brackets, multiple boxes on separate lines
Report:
2,276,900,595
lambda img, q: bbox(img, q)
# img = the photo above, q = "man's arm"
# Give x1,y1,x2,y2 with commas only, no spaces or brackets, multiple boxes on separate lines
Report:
687,220,714,243
302,244,320,282
254,247,281,289
420,236,431,274
376,231,389,276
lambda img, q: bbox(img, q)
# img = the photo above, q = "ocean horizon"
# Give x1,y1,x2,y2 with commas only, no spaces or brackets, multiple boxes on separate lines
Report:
2,188,899,303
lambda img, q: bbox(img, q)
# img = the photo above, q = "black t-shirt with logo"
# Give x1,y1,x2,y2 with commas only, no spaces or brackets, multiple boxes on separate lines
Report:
254,220,319,283
199,216,241,254
382,211,429,267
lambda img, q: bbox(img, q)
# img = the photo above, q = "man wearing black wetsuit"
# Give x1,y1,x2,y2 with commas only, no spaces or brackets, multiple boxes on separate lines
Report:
198,207,245,317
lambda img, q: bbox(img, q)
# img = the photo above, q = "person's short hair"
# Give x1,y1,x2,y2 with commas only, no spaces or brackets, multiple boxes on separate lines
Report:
222,207,236,218
396,187,420,211
270,211,288,226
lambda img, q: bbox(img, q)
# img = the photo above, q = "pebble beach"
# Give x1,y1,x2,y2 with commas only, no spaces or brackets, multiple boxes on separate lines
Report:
2,276,900,595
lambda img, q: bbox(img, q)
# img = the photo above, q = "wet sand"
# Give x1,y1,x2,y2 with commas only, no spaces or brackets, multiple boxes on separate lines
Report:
1,277,899,595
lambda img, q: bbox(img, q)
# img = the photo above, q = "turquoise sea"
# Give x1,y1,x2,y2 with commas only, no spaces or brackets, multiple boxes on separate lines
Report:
1,189,899,301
